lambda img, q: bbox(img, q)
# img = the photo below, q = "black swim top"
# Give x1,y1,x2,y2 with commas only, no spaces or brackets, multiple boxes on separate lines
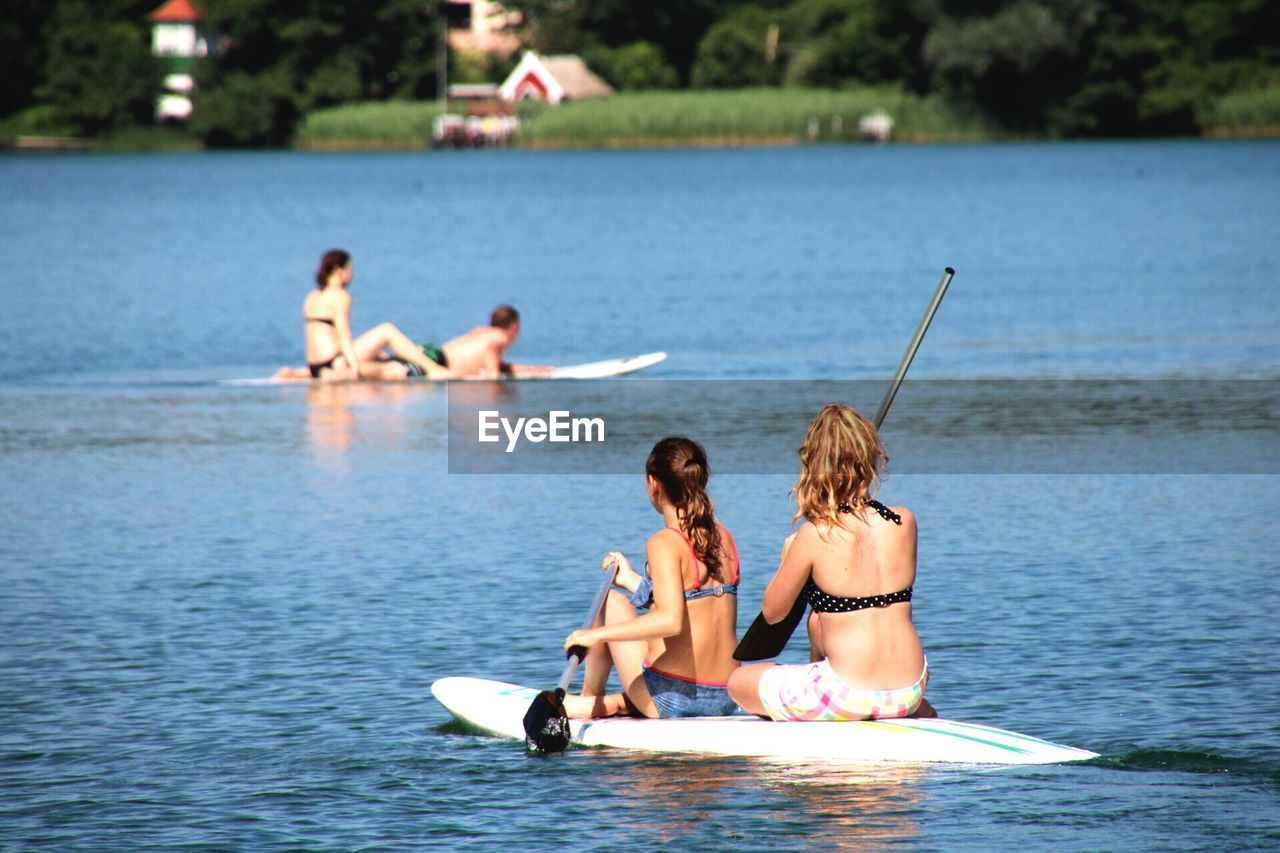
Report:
803,497,912,613
838,497,901,524
803,580,913,612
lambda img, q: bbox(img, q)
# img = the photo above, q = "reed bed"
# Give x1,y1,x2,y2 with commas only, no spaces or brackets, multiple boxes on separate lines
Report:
1205,85,1280,136
295,89,993,149
295,101,441,149
516,87,995,147
94,126,200,152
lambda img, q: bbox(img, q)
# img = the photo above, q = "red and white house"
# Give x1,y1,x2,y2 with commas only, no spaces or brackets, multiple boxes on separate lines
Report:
498,52,614,106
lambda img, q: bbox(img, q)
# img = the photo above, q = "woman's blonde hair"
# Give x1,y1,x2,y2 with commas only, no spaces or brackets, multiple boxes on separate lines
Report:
792,403,888,527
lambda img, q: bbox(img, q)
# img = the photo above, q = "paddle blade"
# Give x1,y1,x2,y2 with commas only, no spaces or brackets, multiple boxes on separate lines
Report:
522,687,571,755
733,596,807,661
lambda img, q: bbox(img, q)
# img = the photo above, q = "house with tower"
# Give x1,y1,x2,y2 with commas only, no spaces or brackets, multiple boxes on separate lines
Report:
148,0,216,122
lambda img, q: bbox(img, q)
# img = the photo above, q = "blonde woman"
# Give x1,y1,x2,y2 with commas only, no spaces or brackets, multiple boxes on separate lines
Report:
728,404,936,721
563,436,742,719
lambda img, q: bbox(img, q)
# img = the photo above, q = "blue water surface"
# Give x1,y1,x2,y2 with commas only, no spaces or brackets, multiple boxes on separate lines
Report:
2,141,1278,849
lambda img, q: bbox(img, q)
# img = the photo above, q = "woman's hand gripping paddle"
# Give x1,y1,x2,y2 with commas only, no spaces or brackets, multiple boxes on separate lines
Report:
733,267,955,662
522,566,619,754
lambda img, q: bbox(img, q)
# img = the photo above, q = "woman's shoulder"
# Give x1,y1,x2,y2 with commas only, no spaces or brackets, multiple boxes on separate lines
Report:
306,288,348,312
647,527,686,551
875,504,917,540
645,529,689,575
794,519,820,538
887,504,916,528
791,519,827,549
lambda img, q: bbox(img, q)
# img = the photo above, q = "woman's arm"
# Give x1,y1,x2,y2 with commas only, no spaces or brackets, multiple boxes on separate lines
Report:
332,291,360,379
761,523,815,623
504,362,557,377
565,533,685,649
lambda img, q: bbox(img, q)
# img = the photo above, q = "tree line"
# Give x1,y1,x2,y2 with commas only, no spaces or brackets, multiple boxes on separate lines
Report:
2,0,1276,145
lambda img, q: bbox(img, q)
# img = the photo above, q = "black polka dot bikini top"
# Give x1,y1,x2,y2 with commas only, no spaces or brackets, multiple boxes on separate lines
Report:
802,497,913,614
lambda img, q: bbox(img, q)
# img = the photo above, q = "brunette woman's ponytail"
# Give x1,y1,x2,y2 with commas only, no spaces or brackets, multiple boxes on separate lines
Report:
646,436,724,582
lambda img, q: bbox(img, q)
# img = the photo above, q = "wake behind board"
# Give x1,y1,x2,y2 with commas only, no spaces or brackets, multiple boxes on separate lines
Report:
431,677,1098,766
221,351,666,386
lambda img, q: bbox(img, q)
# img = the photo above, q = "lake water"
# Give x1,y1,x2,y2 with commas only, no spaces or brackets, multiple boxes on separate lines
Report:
2,141,1278,849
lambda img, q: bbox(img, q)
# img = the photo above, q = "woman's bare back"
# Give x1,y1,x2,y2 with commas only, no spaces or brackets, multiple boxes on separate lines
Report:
808,507,924,688
303,290,344,364
648,525,740,684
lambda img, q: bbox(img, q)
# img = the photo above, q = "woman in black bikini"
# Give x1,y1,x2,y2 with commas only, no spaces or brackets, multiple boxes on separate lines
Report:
276,249,452,381
728,404,937,721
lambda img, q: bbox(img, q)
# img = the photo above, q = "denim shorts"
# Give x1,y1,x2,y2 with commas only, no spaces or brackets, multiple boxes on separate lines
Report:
641,665,741,718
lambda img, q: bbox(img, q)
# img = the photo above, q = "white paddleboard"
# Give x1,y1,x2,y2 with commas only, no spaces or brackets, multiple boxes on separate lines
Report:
222,351,667,386
431,677,1098,766
545,351,666,379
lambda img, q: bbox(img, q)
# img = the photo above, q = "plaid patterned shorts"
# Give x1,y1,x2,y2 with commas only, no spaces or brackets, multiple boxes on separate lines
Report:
758,658,928,722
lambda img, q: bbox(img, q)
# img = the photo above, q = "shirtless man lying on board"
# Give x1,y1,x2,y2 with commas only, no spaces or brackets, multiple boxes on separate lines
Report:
273,305,554,381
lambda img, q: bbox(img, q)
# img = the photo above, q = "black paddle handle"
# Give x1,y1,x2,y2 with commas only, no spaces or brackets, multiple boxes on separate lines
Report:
732,267,955,662
558,566,619,693
733,592,807,662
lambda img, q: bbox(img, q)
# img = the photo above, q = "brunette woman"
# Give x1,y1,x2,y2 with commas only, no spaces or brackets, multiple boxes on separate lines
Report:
275,249,452,381
563,436,742,719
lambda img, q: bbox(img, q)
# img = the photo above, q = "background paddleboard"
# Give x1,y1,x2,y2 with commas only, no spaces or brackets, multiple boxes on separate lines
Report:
431,676,1098,766
222,351,666,386
545,351,666,379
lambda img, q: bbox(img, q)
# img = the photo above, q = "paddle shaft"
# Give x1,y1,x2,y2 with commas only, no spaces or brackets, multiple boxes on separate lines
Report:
733,267,954,661
872,267,953,429
558,566,619,693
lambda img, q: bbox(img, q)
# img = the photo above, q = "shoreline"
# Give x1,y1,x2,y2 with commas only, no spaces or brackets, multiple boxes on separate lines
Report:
5,127,1278,155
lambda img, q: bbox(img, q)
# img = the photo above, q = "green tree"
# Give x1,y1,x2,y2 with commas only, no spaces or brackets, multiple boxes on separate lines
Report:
517,0,745,84
780,0,937,89
585,41,680,90
193,0,440,146
923,0,1093,132
190,68,299,146
38,0,162,134
1039,0,1280,136
1047,1,1179,136
784,0,881,86
691,6,784,88
1139,0,1280,131
0,1,57,120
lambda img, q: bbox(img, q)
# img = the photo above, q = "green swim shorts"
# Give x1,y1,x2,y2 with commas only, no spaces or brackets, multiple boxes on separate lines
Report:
418,343,449,368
